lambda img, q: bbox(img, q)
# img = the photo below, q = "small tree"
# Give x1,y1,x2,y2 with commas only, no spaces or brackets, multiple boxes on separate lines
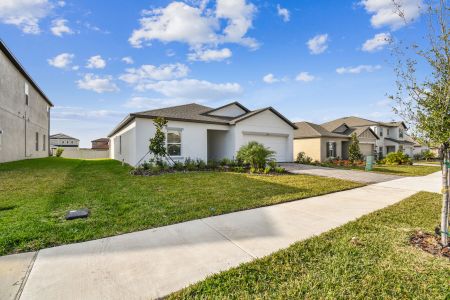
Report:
390,0,450,245
348,133,362,163
236,141,275,170
149,117,168,162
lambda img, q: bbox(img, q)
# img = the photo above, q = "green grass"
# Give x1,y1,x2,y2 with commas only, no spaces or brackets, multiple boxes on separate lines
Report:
170,192,450,299
322,164,441,176
353,164,441,176
0,158,363,256
414,160,441,165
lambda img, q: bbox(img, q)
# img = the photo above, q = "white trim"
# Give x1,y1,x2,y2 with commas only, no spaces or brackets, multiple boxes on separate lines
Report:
242,131,289,137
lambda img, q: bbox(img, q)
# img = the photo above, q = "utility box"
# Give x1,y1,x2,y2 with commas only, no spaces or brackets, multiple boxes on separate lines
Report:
365,155,374,171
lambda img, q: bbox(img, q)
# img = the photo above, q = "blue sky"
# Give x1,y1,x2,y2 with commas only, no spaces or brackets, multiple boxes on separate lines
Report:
0,0,427,147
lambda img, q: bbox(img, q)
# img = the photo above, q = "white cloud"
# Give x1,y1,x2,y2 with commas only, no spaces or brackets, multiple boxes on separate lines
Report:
52,106,123,120
360,0,423,30
129,0,258,50
121,56,134,64
139,79,242,100
50,19,73,37
47,53,74,69
188,48,232,62
336,64,382,74
86,55,106,69
295,72,315,82
76,74,119,93
57,1,65,7
307,34,329,55
0,0,53,34
262,73,279,84
119,63,189,89
362,32,391,52
277,4,290,22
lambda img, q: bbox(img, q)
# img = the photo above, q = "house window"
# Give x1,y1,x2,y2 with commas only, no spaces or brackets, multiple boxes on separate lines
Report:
43,135,46,151
379,128,383,137
399,129,404,138
25,83,29,106
35,132,39,151
326,141,337,158
387,128,390,136
167,129,181,156
119,136,122,154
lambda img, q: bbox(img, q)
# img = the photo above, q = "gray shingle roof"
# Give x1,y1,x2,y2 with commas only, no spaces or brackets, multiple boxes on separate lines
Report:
321,116,407,132
50,133,79,140
294,122,349,139
108,102,297,137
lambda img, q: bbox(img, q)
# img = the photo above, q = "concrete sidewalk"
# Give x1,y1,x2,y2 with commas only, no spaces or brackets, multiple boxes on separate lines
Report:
280,163,402,183
1,172,441,300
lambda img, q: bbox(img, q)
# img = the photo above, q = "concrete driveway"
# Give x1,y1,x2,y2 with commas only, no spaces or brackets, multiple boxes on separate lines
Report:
280,163,402,183
1,171,441,300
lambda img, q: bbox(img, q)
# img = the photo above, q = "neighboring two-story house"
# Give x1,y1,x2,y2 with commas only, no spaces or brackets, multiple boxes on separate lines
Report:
50,133,80,151
321,116,415,158
0,40,54,163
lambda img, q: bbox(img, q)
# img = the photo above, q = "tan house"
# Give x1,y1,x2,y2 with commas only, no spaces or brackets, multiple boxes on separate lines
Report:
91,138,109,150
294,121,379,162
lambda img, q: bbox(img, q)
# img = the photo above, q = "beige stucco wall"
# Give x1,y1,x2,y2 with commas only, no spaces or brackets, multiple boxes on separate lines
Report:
320,137,348,161
294,138,322,161
0,50,51,163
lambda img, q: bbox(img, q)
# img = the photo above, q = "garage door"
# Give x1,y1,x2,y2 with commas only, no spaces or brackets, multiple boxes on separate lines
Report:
242,133,288,162
360,144,374,157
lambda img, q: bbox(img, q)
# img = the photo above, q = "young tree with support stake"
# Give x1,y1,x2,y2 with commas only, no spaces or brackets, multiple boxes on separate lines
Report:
390,0,449,245
348,133,363,163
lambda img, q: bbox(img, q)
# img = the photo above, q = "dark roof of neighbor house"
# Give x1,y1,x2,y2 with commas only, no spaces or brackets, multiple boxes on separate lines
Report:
50,133,79,140
294,121,379,140
294,122,349,139
203,101,250,115
384,137,415,145
321,116,407,132
0,39,54,107
91,138,109,142
108,102,297,137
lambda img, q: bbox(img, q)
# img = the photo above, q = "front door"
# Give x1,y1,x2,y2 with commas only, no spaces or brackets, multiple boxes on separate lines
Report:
386,146,396,154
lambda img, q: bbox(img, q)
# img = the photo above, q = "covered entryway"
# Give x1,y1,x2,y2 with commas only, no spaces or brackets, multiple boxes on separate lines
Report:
242,132,289,162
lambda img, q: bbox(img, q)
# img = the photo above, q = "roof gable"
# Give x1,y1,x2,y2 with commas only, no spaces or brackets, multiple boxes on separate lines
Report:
204,102,249,118
294,122,349,139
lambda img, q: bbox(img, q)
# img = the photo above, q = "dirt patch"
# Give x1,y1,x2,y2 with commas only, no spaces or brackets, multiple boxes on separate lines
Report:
410,231,450,259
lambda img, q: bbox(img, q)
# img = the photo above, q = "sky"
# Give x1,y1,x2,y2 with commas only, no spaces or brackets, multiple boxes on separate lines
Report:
0,0,429,147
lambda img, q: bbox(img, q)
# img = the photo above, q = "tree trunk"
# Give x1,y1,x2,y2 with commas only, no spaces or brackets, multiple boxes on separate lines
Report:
441,147,449,245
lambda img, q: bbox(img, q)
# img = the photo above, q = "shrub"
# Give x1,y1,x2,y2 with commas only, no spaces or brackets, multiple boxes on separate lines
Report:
422,150,436,161
184,158,198,171
349,133,363,162
413,153,423,160
196,159,207,170
173,161,184,171
207,160,219,170
296,152,313,164
263,166,272,174
237,141,275,169
384,151,412,165
275,167,286,173
268,161,277,169
233,166,245,173
220,158,232,166
55,148,64,157
249,166,257,174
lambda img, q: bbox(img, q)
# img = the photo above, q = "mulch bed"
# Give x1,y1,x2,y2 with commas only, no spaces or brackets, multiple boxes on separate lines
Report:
410,231,450,259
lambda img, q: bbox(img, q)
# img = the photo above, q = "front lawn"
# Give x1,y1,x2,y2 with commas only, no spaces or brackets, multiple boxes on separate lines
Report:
0,158,362,256
350,164,441,176
170,192,450,299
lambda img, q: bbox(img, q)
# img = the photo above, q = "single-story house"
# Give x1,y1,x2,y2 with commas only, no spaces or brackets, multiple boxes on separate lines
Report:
108,102,297,166
293,121,379,162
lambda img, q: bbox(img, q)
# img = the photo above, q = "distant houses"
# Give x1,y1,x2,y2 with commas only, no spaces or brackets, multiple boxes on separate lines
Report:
50,133,80,151
0,39,54,163
91,138,109,150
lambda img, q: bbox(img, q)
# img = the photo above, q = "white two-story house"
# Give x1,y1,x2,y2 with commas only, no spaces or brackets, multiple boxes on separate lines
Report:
321,116,415,158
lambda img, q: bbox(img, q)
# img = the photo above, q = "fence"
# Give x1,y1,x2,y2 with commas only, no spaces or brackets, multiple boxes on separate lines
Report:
53,148,110,159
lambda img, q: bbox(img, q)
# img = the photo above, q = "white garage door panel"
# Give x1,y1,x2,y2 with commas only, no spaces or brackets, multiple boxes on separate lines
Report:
242,134,288,162
360,144,374,156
